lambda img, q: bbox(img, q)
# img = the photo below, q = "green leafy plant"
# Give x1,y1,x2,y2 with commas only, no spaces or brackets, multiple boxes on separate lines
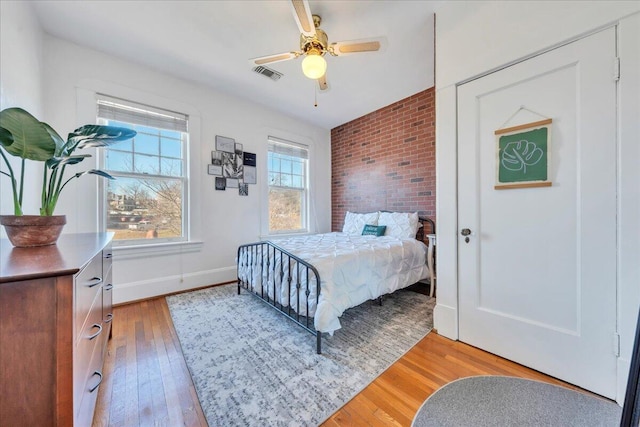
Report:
0,107,136,216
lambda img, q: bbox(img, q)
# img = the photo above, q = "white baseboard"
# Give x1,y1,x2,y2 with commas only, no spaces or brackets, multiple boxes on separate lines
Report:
434,302,458,340
113,265,237,304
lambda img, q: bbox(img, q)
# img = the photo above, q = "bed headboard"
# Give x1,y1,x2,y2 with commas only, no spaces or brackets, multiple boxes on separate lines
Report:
417,216,435,242
376,210,435,241
351,210,435,243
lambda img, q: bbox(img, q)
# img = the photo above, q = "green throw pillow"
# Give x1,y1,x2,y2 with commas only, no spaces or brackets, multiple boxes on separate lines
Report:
362,224,386,236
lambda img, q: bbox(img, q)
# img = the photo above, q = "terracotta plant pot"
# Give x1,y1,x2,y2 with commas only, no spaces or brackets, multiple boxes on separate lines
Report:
0,215,67,247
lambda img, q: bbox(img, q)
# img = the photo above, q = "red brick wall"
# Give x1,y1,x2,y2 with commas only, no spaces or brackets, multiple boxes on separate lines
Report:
331,88,435,231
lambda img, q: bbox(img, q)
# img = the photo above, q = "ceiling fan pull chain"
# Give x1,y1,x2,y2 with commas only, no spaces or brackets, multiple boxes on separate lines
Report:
314,84,318,107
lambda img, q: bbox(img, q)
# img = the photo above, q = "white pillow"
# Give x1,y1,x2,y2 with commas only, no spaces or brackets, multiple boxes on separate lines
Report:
342,211,379,235
378,211,420,239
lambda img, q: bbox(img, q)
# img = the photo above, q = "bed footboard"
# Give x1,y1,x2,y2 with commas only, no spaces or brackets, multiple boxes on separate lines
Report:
237,241,323,354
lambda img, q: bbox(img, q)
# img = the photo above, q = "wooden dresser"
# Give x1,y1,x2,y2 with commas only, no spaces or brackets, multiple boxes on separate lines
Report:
0,233,113,427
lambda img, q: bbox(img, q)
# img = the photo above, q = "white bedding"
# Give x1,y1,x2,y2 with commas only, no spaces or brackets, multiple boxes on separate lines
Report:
237,232,429,334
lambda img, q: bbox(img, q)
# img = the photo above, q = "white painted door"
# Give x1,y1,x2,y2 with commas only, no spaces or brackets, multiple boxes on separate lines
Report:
457,28,617,398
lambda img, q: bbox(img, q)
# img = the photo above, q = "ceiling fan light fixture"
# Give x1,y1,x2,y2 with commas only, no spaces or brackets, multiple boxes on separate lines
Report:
301,52,327,79
251,2,383,90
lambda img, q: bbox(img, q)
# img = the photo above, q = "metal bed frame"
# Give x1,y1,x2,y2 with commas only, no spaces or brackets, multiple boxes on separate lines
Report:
237,216,435,354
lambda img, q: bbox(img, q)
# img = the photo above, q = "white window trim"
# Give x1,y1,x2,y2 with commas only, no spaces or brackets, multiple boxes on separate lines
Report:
76,81,202,256
99,128,189,246
262,131,315,238
97,96,189,247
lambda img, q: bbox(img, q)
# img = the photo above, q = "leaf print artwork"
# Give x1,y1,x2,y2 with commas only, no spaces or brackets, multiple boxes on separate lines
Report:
501,140,544,174
222,152,243,178
494,118,551,188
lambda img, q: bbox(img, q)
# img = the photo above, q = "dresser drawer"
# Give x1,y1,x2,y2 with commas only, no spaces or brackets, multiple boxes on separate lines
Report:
102,244,114,334
102,245,113,278
74,290,104,411
75,332,104,427
75,254,103,339
102,264,113,342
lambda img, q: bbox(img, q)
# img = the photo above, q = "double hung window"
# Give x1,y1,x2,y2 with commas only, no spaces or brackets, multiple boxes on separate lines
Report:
267,137,309,234
97,95,189,244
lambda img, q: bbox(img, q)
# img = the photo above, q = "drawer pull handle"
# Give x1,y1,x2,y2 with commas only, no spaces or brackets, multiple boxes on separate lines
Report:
105,313,113,323
104,253,113,259
86,277,102,288
104,283,114,291
88,323,102,340
89,371,103,393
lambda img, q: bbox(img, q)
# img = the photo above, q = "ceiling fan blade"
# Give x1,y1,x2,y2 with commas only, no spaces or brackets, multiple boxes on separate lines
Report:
251,52,298,66
290,0,316,37
330,37,387,56
318,74,329,91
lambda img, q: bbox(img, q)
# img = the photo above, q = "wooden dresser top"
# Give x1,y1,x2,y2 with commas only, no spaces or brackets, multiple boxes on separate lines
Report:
0,232,113,283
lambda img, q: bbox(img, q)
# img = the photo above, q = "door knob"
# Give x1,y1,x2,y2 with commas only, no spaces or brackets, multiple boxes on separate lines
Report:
461,228,472,236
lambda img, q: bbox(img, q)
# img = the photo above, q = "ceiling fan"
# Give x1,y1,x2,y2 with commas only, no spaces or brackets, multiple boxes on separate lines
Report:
250,0,385,91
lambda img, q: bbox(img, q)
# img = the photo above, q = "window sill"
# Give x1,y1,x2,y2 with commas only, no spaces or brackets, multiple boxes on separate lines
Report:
260,231,314,240
112,240,203,260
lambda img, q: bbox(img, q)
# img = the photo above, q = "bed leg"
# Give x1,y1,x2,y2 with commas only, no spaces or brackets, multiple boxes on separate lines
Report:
237,280,241,295
316,333,322,354
378,296,383,306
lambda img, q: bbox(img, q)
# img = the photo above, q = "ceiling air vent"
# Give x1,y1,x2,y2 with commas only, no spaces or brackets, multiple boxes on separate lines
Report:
252,66,283,81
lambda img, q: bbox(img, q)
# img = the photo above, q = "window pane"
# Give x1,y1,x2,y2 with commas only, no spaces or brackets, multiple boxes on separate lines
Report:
292,161,302,175
281,158,291,174
268,141,308,233
269,188,302,231
106,150,133,173
161,138,181,158
134,153,159,174
161,158,182,177
268,172,278,185
106,176,183,241
135,133,160,156
114,139,133,152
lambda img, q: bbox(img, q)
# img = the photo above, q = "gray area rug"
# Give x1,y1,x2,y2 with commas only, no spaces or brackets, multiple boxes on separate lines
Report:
166,284,435,427
412,376,622,427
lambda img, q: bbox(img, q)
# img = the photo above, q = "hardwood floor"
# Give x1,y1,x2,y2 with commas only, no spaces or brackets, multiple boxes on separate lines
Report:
93,299,206,427
94,296,591,427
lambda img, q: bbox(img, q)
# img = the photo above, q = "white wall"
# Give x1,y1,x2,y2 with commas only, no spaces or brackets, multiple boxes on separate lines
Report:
39,35,331,303
435,1,640,89
0,1,45,218
434,1,640,403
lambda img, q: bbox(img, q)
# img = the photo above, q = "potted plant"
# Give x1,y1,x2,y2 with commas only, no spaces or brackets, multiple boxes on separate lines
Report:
0,107,136,247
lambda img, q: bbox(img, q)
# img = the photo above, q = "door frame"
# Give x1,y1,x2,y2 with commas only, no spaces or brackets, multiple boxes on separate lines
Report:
433,21,634,402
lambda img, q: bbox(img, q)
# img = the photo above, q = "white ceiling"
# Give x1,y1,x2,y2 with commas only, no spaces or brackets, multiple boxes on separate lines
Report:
32,1,439,130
